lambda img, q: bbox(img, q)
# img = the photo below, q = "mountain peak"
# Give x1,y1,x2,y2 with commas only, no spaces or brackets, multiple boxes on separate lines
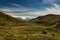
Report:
45,14,59,16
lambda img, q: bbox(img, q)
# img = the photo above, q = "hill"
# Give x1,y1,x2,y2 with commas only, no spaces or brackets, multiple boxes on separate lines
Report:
30,14,60,26
0,12,25,26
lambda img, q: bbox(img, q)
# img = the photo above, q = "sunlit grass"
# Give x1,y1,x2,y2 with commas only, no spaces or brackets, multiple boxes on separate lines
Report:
0,25,60,40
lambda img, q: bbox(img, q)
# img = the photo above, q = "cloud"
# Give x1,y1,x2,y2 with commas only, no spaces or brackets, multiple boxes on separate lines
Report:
43,0,57,4
0,3,60,19
9,3,20,7
9,4,60,16
0,5,31,13
53,4,60,9
0,4,60,16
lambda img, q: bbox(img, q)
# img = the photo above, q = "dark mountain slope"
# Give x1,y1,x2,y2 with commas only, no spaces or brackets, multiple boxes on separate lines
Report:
0,12,24,26
30,14,60,26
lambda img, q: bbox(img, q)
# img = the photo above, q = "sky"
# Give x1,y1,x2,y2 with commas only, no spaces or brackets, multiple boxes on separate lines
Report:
0,0,60,19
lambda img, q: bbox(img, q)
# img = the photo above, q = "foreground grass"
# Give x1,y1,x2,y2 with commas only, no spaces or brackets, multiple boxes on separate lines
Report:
0,25,60,40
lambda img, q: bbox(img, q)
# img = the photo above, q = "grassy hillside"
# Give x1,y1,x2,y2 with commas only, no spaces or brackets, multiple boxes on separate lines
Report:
0,12,60,40
0,12,27,26
30,14,60,26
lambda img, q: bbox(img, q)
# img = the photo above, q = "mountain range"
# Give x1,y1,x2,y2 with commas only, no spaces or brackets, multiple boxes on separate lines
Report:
0,12,60,40
0,12,60,27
